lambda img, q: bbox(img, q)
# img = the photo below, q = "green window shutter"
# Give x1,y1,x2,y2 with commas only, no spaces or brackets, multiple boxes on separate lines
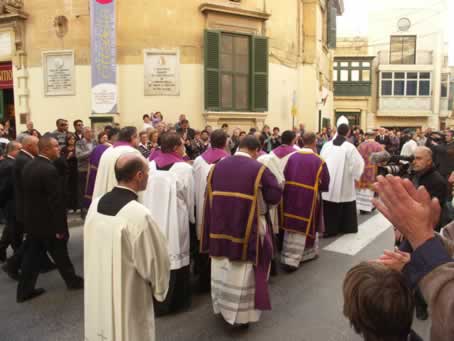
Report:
252,36,269,112
204,30,221,111
327,2,337,49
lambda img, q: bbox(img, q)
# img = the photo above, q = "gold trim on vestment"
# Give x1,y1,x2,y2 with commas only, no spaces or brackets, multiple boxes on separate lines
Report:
199,166,216,253
285,181,315,191
212,191,254,201
242,165,266,261
283,213,310,222
209,233,244,243
281,160,325,238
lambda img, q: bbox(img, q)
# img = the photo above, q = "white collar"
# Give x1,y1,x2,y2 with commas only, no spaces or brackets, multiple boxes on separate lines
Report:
38,154,50,161
21,149,34,158
234,151,252,159
116,185,138,196
300,147,314,153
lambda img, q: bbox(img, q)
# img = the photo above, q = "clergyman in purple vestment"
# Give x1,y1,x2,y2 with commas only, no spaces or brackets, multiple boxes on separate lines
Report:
83,143,110,208
280,134,330,270
200,136,282,326
356,131,384,212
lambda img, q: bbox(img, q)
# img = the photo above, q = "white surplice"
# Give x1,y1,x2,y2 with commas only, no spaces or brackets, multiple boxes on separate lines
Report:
193,156,216,240
143,161,195,270
258,149,294,233
320,140,364,203
92,145,143,201
84,198,170,341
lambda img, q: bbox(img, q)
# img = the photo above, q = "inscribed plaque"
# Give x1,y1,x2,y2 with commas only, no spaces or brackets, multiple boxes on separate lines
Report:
144,50,180,96
43,50,75,96
0,31,13,59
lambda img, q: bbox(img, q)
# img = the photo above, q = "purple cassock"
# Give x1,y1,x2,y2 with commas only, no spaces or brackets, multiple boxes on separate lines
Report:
201,147,230,164
281,151,330,244
201,155,283,310
83,143,110,208
149,148,162,161
356,141,383,189
272,144,297,159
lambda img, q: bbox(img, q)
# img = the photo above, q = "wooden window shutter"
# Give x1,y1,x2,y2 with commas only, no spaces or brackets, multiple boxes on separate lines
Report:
327,2,337,49
252,36,269,112
204,30,221,111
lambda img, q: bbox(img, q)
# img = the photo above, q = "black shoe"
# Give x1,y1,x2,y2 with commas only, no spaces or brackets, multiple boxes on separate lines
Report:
17,288,46,303
282,264,298,273
67,276,84,290
2,263,19,281
416,305,429,321
0,250,6,263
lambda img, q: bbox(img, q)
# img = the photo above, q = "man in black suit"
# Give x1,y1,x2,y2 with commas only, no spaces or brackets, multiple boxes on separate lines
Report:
17,136,83,303
0,141,22,262
375,128,392,151
2,136,39,278
2,136,56,280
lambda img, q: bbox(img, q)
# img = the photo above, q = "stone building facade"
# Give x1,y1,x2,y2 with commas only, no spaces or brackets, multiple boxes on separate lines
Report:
0,0,344,134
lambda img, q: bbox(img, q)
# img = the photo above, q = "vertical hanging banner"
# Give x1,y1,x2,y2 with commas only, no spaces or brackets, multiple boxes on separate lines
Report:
91,0,117,114
449,0,454,66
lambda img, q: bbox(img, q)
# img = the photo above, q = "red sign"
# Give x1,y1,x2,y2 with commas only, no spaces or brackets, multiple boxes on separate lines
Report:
0,62,12,89
96,0,113,4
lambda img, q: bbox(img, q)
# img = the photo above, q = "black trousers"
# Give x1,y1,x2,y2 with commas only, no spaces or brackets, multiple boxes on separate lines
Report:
323,200,359,236
78,171,88,214
0,213,22,254
154,265,191,316
17,236,77,298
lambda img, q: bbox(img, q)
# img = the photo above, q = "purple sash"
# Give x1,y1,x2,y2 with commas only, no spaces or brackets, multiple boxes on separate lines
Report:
154,151,184,169
254,226,273,310
201,147,229,164
113,141,131,148
273,145,296,159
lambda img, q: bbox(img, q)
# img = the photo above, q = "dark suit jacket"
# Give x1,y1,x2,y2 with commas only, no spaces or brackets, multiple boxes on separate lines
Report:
375,135,391,150
14,150,34,223
0,157,15,217
22,156,66,239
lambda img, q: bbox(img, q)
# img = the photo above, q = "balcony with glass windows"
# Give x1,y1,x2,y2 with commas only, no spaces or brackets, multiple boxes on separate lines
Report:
378,70,433,116
333,57,374,97
377,50,433,65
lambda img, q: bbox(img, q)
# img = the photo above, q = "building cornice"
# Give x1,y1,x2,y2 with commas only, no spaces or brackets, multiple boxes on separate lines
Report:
199,2,270,21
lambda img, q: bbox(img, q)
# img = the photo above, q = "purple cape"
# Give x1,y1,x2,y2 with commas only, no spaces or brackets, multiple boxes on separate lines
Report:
201,147,229,164
272,145,296,159
154,151,184,168
281,152,330,239
83,144,110,208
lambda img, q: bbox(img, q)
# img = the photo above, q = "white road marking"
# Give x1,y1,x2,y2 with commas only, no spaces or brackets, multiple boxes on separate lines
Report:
323,213,392,256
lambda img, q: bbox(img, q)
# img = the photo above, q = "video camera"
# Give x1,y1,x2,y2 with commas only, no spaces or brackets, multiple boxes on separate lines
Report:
370,151,414,177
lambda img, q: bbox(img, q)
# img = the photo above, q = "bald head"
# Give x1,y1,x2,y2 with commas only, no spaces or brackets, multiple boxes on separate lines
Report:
21,135,39,156
7,141,22,158
413,146,433,173
39,136,60,160
114,153,149,192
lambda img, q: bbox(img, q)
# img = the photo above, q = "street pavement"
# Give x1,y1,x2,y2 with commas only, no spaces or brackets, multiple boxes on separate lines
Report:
0,212,430,341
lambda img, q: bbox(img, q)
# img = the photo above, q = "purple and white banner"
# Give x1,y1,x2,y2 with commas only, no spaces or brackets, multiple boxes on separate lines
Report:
90,0,117,114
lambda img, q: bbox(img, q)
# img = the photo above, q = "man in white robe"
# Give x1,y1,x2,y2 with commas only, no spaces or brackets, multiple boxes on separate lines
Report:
143,132,195,315
84,153,170,341
92,126,142,200
193,129,230,290
321,122,365,237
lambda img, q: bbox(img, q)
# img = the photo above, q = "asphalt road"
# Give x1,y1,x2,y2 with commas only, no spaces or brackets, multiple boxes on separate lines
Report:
0,213,430,341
